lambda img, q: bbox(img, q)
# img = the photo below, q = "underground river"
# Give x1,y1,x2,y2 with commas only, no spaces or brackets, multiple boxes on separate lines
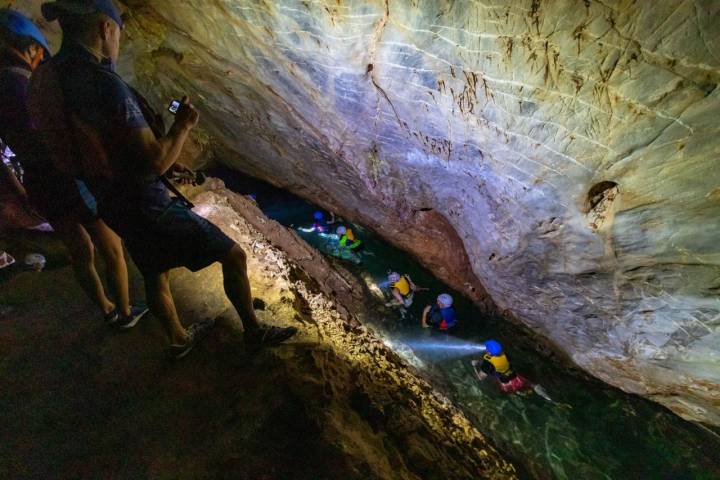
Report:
212,168,720,480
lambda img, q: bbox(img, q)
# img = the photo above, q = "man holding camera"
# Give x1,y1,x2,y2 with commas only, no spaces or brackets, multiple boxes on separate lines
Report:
0,8,147,327
30,0,297,358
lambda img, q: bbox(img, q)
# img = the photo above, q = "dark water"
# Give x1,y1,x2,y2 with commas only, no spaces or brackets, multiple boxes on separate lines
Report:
212,168,720,480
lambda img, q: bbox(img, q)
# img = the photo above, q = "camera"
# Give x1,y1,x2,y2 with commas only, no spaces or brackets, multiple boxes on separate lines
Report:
168,99,181,115
170,169,206,186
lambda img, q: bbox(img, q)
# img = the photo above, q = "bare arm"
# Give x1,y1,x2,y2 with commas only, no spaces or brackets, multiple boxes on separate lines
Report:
421,305,431,327
127,96,199,176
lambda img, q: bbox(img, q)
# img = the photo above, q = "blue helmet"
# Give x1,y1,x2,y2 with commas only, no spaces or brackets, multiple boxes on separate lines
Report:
0,9,50,56
313,211,324,221
484,340,502,356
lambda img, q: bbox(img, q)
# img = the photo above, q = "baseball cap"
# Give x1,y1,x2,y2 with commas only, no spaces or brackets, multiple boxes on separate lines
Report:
42,0,123,28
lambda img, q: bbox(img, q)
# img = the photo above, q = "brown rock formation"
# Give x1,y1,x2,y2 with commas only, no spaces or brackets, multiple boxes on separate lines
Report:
9,0,720,425
0,182,517,479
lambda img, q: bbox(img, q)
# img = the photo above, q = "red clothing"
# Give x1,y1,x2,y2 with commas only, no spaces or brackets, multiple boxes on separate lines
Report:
498,374,531,393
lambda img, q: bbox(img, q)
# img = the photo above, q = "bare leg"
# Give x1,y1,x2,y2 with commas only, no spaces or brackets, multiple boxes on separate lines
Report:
87,219,131,316
421,305,431,328
55,220,114,315
144,271,187,344
220,244,260,332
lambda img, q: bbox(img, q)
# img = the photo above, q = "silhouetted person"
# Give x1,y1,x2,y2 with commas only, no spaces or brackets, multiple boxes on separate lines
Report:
0,8,146,327
30,0,296,358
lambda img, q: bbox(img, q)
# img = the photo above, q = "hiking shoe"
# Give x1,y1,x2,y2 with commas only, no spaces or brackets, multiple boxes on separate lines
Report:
115,305,149,330
245,325,298,348
104,308,120,325
0,252,15,269
169,319,216,359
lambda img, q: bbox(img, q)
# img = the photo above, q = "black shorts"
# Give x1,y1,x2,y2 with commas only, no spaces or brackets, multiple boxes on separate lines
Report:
23,164,98,225
109,198,235,276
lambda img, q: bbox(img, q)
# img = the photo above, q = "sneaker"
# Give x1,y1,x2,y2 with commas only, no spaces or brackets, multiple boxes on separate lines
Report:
29,222,54,232
104,308,119,325
169,319,216,359
0,252,15,269
115,305,149,330
245,325,298,348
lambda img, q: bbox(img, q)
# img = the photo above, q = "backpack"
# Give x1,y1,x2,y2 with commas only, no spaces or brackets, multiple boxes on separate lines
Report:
28,62,112,180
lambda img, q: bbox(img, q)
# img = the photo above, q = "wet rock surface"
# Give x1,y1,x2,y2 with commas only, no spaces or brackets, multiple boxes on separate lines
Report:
11,0,720,424
0,184,515,479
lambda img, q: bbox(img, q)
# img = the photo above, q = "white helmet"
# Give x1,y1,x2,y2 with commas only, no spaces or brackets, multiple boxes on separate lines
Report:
336,226,347,236
437,293,453,308
388,272,401,283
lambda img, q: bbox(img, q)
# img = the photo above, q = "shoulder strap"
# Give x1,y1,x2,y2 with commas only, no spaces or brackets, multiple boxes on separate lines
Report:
2,66,32,79
128,85,166,139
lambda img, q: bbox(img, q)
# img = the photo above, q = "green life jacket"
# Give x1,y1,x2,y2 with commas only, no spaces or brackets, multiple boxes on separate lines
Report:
339,234,362,250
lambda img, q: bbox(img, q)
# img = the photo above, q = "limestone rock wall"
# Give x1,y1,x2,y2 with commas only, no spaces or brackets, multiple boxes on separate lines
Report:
168,182,518,479
9,0,720,424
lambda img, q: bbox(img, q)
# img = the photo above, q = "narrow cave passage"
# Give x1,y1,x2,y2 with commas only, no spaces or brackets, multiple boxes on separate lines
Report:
210,167,720,479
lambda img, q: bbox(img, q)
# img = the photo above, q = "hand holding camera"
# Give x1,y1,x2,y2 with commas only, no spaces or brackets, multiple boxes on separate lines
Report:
168,95,199,132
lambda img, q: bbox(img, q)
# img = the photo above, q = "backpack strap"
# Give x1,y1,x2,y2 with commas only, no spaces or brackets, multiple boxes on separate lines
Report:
2,65,32,79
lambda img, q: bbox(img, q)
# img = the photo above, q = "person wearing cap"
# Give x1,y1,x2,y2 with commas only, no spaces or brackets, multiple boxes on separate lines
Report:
471,340,531,394
421,293,457,331
0,8,147,328
30,0,297,358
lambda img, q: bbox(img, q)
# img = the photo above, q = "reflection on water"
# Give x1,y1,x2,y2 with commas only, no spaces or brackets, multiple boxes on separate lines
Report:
214,169,720,479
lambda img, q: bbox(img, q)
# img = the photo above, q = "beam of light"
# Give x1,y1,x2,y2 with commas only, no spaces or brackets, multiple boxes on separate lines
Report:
403,341,487,352
381,338,428,369
395,339,488,361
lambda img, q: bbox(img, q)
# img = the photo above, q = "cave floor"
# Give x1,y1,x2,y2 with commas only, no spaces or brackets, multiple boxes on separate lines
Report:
0,234,361,479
